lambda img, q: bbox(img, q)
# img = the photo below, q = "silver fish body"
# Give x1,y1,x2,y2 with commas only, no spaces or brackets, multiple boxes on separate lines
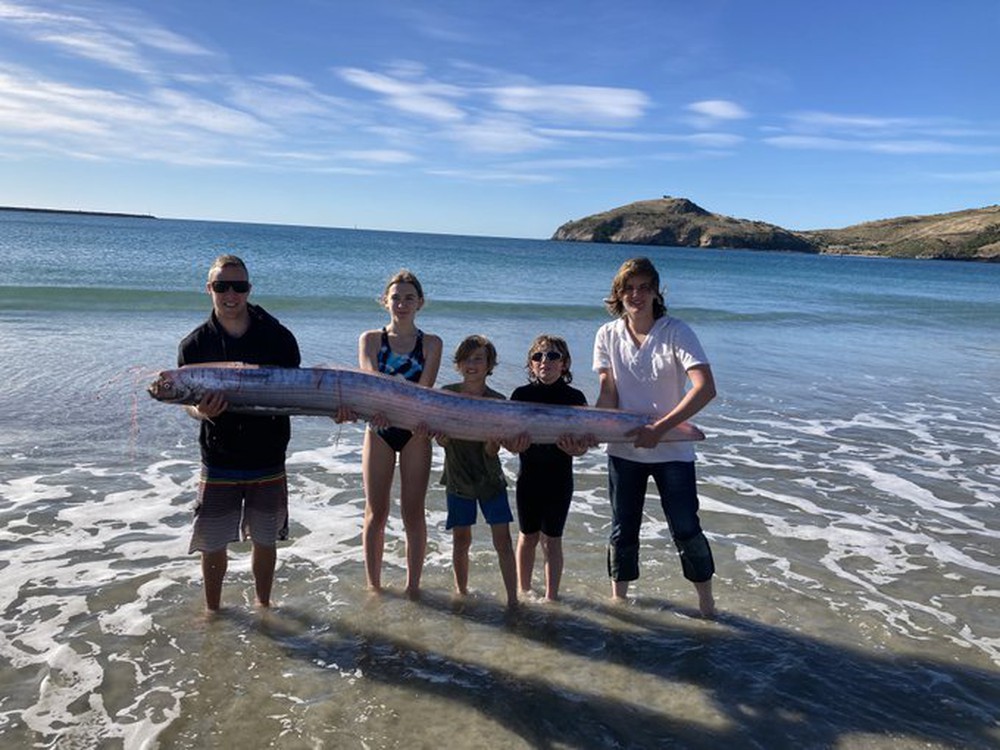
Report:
147,364,705,444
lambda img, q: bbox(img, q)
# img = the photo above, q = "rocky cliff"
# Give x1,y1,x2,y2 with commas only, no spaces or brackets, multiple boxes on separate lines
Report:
552,197,1000,261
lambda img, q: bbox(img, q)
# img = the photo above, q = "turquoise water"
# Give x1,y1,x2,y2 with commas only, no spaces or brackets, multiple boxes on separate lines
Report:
1,210,999,748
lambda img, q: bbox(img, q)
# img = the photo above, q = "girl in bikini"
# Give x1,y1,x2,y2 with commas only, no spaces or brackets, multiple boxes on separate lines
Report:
358,270,442,598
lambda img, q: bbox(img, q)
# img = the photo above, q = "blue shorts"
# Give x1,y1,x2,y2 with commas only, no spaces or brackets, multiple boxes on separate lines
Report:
446,490,513,529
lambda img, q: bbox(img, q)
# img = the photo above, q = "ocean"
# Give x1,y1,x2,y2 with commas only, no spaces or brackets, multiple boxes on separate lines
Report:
1,208,998,749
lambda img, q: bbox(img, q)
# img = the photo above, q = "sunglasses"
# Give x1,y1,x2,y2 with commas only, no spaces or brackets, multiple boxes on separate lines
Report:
210,280,251,294
531,350,563,362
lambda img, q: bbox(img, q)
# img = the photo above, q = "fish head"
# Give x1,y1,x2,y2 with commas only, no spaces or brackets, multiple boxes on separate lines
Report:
147,370,196,403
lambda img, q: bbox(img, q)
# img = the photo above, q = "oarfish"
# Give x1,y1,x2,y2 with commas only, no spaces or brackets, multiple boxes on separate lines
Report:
147,364,705,444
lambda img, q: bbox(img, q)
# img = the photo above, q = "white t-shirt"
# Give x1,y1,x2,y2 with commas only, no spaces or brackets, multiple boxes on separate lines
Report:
592,315,708,463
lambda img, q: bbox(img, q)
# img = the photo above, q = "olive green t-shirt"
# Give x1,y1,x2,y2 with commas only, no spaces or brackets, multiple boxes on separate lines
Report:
438,383,507,500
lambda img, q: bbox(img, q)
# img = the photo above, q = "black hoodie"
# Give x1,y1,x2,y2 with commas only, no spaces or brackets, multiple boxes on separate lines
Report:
178,303,301,469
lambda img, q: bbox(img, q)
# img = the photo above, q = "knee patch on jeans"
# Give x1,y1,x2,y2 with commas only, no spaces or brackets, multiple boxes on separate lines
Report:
674,532,715,583
607,542,640,581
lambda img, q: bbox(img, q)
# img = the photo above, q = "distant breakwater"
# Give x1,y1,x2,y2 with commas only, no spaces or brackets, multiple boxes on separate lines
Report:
0,206,156,220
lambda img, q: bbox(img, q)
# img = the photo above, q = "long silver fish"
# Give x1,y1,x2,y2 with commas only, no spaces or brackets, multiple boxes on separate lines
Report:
147,364,705,444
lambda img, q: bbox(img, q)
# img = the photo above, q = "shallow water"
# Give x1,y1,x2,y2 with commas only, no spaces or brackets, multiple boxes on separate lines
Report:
1,211,998,748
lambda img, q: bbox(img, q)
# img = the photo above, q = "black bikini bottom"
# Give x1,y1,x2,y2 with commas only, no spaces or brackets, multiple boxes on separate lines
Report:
375,426,412,452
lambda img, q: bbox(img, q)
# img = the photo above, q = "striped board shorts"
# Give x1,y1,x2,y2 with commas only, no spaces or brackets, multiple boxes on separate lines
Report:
188,464,289,554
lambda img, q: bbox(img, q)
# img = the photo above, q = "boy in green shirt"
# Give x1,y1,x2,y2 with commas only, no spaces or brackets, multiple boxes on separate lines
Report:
437,335,518,608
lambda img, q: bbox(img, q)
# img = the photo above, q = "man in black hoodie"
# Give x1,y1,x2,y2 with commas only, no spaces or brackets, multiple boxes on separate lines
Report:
178,254,300,612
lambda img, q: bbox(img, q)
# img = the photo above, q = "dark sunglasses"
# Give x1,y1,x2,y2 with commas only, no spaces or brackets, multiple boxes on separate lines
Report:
531,351,563,362
210,280,251,294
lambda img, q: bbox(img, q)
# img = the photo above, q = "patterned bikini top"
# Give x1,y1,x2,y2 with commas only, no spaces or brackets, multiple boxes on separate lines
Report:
377,327,425,383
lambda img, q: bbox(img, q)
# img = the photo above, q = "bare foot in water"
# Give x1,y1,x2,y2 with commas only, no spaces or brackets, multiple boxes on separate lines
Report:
201,606,224,622
695,580,716,619
610,579,629,603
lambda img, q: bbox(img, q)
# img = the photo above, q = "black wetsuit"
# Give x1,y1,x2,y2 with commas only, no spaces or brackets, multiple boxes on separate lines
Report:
510,379,587,537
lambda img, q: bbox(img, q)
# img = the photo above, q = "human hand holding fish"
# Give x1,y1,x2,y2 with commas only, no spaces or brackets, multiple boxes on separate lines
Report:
185,390,227,421
332,405,359,424
413,421,446,441
626,423,663,449
501,432,532,453
556,434,597,456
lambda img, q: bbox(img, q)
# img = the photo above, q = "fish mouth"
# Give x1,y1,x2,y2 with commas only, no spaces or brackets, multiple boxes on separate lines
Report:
147,373,181,402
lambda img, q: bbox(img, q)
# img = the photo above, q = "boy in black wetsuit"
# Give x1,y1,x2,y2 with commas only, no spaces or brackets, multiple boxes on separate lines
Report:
508,335,593,601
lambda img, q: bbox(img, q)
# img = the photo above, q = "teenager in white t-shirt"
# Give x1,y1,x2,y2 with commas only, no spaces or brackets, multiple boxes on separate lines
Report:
593,257,717,617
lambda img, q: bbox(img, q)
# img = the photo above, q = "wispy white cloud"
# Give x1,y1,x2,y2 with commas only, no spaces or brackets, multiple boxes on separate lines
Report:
0,68,140,134
426,168,556,184
683,132,744,148
390,5,479,44
764,134,1000,155
0,12,354,169
686,99,749,120
338,149,416,164
152,89,272,137
763,110,1000,157
505,156,631,170
0,0,212,77
256,149,383,174
35,30,146,72
337,67,466,122
335,65,662,155
538,128,743,148
0,5,759,180
445,115,551,154
871,140,1000,155
780,111,997,139
786,111,915,131
0,64,274,166
491,85,649,124
123,21,212,57
931,170,1000,183
310,165,382,176
225,75,354,126
0,2,287,167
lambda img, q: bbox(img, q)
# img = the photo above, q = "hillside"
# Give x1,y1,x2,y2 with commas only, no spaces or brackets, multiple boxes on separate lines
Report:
551,198,1000,261
801,206,1000,260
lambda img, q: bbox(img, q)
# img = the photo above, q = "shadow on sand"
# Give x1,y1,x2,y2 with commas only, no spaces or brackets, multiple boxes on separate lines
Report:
258,591,999,749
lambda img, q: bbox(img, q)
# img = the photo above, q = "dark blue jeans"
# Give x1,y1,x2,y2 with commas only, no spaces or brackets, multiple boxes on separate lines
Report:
607,456,714,583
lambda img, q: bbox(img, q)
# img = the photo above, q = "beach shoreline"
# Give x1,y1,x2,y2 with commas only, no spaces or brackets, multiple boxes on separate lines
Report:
2,211,997,748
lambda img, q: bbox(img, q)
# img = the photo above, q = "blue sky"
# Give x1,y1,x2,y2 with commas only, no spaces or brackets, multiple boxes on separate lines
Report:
1,0,998,238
